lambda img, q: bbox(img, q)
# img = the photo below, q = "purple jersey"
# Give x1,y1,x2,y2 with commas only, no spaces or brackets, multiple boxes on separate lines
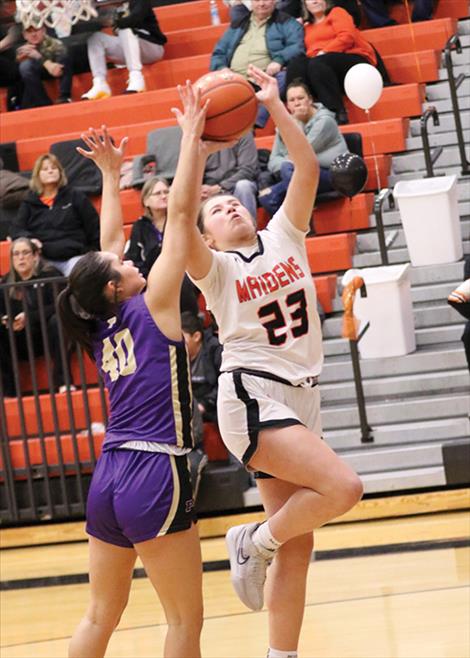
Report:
92,294,193,451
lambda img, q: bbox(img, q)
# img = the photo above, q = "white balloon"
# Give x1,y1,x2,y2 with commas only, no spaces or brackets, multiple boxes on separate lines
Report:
344,63,384,110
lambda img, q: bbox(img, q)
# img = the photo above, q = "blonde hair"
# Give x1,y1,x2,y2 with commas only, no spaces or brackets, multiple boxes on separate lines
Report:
140,176,170,218
30,153,67,195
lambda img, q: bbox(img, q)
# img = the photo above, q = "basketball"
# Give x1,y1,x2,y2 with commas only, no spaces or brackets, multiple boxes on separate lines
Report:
194,70,258,142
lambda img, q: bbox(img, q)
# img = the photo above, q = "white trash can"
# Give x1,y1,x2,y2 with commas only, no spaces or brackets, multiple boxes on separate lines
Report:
342,264,416,358
394,175,462,266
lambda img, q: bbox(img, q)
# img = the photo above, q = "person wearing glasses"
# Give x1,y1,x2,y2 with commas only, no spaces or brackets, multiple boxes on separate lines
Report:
0,237,70,396
125,176,199,315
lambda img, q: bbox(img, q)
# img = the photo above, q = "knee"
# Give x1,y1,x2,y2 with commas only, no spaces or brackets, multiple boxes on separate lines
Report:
234,179,254,194
167,608,204,639
18,59,38,79
335,473,364,515
86,597,129,632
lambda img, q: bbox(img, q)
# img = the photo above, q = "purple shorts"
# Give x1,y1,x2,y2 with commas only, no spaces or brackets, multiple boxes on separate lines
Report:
86,449,196,548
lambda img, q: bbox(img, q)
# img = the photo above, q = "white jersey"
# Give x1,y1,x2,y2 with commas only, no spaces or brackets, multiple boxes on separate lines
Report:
191,207,323,385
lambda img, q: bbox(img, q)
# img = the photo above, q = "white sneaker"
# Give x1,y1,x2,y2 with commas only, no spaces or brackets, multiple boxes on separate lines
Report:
225,522,272,611
81,79,111,101
125,70,145,94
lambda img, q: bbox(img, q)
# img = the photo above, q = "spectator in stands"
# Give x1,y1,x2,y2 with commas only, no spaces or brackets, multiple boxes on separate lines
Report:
0,238,70,396
82,0,167,100
286,0,378,124
15,20,74,108
210,0,304,127
447,256,470,373
229,0,362,25
181,311,223,425
11,153,100,276
259,79,347,215
361,0,433,28
202,132,259,222
0,19,22,109
0,157,29,239
124,176,199,315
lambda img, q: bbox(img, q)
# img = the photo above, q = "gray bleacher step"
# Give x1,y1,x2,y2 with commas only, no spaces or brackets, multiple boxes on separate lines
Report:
320,345,467,383
420,96,470,116
320,368,469,403
322,303,463,339
438,62,468,80
324,416,470,450
360,466,446,493
320,393,469,430
457,18,470,35
406,126,470,150
356,221,470,254
410,109,470,135
426,77,470,101
353,242,470,267
342,442,445,473
242,464,447,505
367,202,470,229
392,145,468,173
388,166,470,185
410,260,468,285
323,322,466,356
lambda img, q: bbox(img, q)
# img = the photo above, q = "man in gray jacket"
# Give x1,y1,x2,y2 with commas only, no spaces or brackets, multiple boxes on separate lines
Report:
202,132,259,223
259,79,348,215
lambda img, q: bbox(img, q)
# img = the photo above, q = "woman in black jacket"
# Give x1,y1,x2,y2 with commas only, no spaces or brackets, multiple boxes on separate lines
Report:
125,176,199,315
11,153,100,276
0,237,71,396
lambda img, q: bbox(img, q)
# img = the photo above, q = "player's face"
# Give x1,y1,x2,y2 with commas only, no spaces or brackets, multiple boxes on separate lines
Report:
104,252,146,300
202,195,257,251
39,158,61,188
287,87,314,123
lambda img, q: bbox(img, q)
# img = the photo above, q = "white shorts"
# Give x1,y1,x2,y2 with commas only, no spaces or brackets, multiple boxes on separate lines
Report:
217,370,322,467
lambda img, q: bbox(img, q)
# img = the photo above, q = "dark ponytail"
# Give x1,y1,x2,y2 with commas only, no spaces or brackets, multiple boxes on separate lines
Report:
57,252,121,357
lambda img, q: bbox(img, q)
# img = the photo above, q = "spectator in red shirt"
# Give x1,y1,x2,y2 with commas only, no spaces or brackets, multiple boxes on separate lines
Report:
286,0,378,123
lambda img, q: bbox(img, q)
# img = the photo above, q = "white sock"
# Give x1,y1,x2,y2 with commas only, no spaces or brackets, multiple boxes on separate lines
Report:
267,649,298,658
252,521,282,557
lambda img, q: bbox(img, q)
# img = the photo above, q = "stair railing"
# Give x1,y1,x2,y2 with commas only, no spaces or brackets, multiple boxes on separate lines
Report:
444,35,470,176
374,188,395,266
420,107,444,177
342,277,374,444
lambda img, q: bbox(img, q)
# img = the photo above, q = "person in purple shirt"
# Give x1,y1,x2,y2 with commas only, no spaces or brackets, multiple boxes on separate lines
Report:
58,85,230,658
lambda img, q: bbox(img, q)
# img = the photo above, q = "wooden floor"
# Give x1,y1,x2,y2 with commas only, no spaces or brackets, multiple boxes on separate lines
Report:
1,508,470,658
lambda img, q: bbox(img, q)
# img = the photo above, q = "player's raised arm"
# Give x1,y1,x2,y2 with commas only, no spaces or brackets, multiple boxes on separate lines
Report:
77,126,128,257
249,65,319,232
144,82,234,333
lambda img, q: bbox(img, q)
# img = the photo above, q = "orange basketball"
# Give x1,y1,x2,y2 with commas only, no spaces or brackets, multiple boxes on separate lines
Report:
194,70,258,142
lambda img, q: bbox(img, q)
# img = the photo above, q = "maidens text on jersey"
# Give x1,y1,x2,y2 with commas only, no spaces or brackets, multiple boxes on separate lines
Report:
236,256,305,303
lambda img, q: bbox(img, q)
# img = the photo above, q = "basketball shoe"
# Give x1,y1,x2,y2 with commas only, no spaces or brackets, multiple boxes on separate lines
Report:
225,522,274,611
125,71,145,94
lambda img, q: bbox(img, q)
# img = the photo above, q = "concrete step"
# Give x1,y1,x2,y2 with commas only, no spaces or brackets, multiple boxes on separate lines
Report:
352,242,470,267
321,345,467,383
392,145,468,174
322,322,466,356
388,165,470,185
406,126,470,150
342,442,445,473
420,95,470,117
322,303,463,339
360,466,446,493
367,202,470,230
410,260,468,285
426,77,470,102
320,368,469,403
410,109,470,135
356,220,470,254
324,416,470,450
320,392,469,430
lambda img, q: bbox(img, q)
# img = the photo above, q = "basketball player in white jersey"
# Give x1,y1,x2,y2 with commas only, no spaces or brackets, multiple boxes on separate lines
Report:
187,65,364,658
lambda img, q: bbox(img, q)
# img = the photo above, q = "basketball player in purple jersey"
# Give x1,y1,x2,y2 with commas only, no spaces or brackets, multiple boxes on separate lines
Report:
59,84,230,658
186,65,364,658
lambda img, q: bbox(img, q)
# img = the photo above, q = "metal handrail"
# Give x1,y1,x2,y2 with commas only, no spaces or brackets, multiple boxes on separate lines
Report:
444,35,470,176
373,188,395,266
420,107,444,178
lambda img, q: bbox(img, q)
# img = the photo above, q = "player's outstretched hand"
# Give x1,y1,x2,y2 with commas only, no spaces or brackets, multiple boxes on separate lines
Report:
77,126,128,174
172,80,237,155
247,65,280,106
